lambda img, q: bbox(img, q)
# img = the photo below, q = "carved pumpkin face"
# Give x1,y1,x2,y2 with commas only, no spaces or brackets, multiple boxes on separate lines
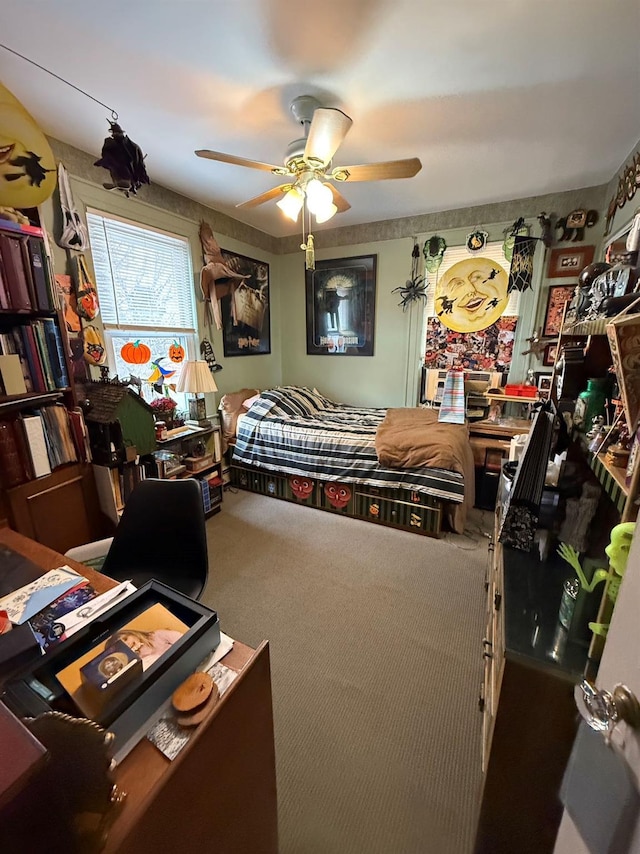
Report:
290,476,314,501
169,342,185,363
324,482,351,509
121,340,151,364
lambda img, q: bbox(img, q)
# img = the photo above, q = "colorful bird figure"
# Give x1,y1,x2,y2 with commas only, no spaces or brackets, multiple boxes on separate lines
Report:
146,358,176,393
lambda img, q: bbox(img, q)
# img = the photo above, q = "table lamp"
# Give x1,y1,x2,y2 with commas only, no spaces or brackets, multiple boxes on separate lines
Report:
175,360,218,427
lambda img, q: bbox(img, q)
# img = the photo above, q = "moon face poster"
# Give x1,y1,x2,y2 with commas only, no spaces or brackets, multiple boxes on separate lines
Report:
425,245,519,374
434,257,509,333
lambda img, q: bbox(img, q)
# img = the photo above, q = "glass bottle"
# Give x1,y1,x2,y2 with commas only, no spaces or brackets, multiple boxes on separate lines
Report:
576,378,607,433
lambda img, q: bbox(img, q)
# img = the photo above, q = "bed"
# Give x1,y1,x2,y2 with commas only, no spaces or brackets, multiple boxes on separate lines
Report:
227,386,474,537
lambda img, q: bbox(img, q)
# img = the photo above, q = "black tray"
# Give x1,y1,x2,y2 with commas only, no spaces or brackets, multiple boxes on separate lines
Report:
2,580,220,761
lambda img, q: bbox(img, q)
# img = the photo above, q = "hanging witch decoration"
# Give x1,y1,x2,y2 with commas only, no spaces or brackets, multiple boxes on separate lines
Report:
392,240,427,310
94,120,150,197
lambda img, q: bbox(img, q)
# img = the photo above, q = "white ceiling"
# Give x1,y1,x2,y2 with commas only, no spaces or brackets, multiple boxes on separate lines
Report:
1,0,639,238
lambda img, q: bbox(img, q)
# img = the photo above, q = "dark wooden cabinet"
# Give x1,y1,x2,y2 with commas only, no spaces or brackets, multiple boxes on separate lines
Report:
475,518,587,854
6,463,105,553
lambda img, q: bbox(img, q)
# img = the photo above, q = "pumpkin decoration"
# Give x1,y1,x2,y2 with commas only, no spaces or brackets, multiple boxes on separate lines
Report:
168,341,185,363
121,340,151,364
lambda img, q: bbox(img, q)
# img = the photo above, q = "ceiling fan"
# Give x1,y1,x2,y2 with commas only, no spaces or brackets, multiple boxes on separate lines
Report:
195,95,422,225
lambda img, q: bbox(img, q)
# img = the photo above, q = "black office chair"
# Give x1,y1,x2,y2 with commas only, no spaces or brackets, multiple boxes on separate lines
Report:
99,478,209,600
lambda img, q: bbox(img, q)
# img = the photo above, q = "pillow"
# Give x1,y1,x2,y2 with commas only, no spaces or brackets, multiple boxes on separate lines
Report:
243,393,261,410
219,388,259,442
312,387,336,408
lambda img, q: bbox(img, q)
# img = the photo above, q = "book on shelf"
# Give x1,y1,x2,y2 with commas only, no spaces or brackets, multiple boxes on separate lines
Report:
0,252,10,310
19,324,46,393
8,328,35,393
0,354,27,396
39,405,78,468
40,318,69,388
68,408,92,463
20,414,52,478
0,233,32,310
31,321,55,390
0,419,30,487
25,236,53,311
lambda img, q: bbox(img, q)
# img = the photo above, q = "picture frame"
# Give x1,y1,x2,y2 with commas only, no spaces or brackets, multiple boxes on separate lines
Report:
219,250,270,357
543,284,575,336
547,245,595,278
305,255,377,356
536,373,552,391
543,343,558,367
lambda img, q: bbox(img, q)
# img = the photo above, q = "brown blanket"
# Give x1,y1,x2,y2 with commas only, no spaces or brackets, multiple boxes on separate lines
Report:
375,408,475,533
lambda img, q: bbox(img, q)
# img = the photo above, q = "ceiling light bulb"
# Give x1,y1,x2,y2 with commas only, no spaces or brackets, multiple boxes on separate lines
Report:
314,202,338,224
305,179,332,215
277,187,304,221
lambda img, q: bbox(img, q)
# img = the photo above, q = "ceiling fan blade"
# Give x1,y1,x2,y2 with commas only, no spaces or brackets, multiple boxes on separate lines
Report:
304,108,353,167
324,183,351,213
330,158,422,182
235,184,291,209
195,149,284,173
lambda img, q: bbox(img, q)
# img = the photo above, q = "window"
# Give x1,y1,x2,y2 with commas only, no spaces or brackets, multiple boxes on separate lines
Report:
86,210,196,408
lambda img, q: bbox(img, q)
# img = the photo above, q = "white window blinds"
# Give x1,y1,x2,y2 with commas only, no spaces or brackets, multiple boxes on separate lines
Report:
86,210,196,331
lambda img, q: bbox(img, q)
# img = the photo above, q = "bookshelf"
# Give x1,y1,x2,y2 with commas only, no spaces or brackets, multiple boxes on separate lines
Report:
155,423,224,519
0,218,103,552
92,423,224,524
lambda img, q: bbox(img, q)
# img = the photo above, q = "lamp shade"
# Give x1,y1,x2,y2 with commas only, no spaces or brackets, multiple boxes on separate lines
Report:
276,186,304,222
175,360,218,394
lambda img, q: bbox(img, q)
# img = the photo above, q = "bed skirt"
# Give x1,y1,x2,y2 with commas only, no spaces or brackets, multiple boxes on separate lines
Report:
231,463,444,537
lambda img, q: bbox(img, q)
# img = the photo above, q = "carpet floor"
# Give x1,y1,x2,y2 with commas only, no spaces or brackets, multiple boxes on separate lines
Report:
201,490,490,854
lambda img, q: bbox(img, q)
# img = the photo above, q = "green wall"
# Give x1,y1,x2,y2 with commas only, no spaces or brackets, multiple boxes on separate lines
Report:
40,138,283,409
278,188,605,407
42,135,631,410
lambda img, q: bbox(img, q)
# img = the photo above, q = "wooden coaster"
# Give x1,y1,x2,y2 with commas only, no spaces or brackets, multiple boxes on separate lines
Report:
172,672,215,713
176,684,220,727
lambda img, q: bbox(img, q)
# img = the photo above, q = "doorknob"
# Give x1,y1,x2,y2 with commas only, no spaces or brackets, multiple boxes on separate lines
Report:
575,680,640,737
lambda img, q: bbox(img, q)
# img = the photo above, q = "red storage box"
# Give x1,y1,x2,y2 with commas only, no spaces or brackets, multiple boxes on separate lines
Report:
505,384,537,398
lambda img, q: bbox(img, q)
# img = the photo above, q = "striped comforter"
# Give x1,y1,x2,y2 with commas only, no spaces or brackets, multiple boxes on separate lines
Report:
232,387,465,504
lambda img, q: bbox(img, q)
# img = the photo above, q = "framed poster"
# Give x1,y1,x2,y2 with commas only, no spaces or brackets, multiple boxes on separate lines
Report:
305,255,376,356
219,251,270,356
547,245,595,278
543,284,575,336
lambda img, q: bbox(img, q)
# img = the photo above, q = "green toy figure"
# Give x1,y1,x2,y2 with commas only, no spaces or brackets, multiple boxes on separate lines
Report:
558,522,636,639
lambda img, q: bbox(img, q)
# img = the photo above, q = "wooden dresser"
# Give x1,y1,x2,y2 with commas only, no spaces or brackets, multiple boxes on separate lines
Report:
475,515,588,854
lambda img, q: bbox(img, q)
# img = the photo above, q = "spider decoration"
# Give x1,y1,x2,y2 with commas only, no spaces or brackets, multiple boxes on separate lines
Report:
392,241,428,310
392,274,428,310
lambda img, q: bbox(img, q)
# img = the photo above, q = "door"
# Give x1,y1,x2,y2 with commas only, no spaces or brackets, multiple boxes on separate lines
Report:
554,524,640,852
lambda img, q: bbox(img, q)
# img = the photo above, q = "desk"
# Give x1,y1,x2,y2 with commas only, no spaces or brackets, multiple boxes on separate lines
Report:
0,530,278,854
469,419,531,510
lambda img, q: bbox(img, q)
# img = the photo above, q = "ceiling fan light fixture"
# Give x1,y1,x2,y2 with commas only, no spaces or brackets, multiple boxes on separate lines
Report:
276,186,304,221
305,178,333,215
314,201,338,223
